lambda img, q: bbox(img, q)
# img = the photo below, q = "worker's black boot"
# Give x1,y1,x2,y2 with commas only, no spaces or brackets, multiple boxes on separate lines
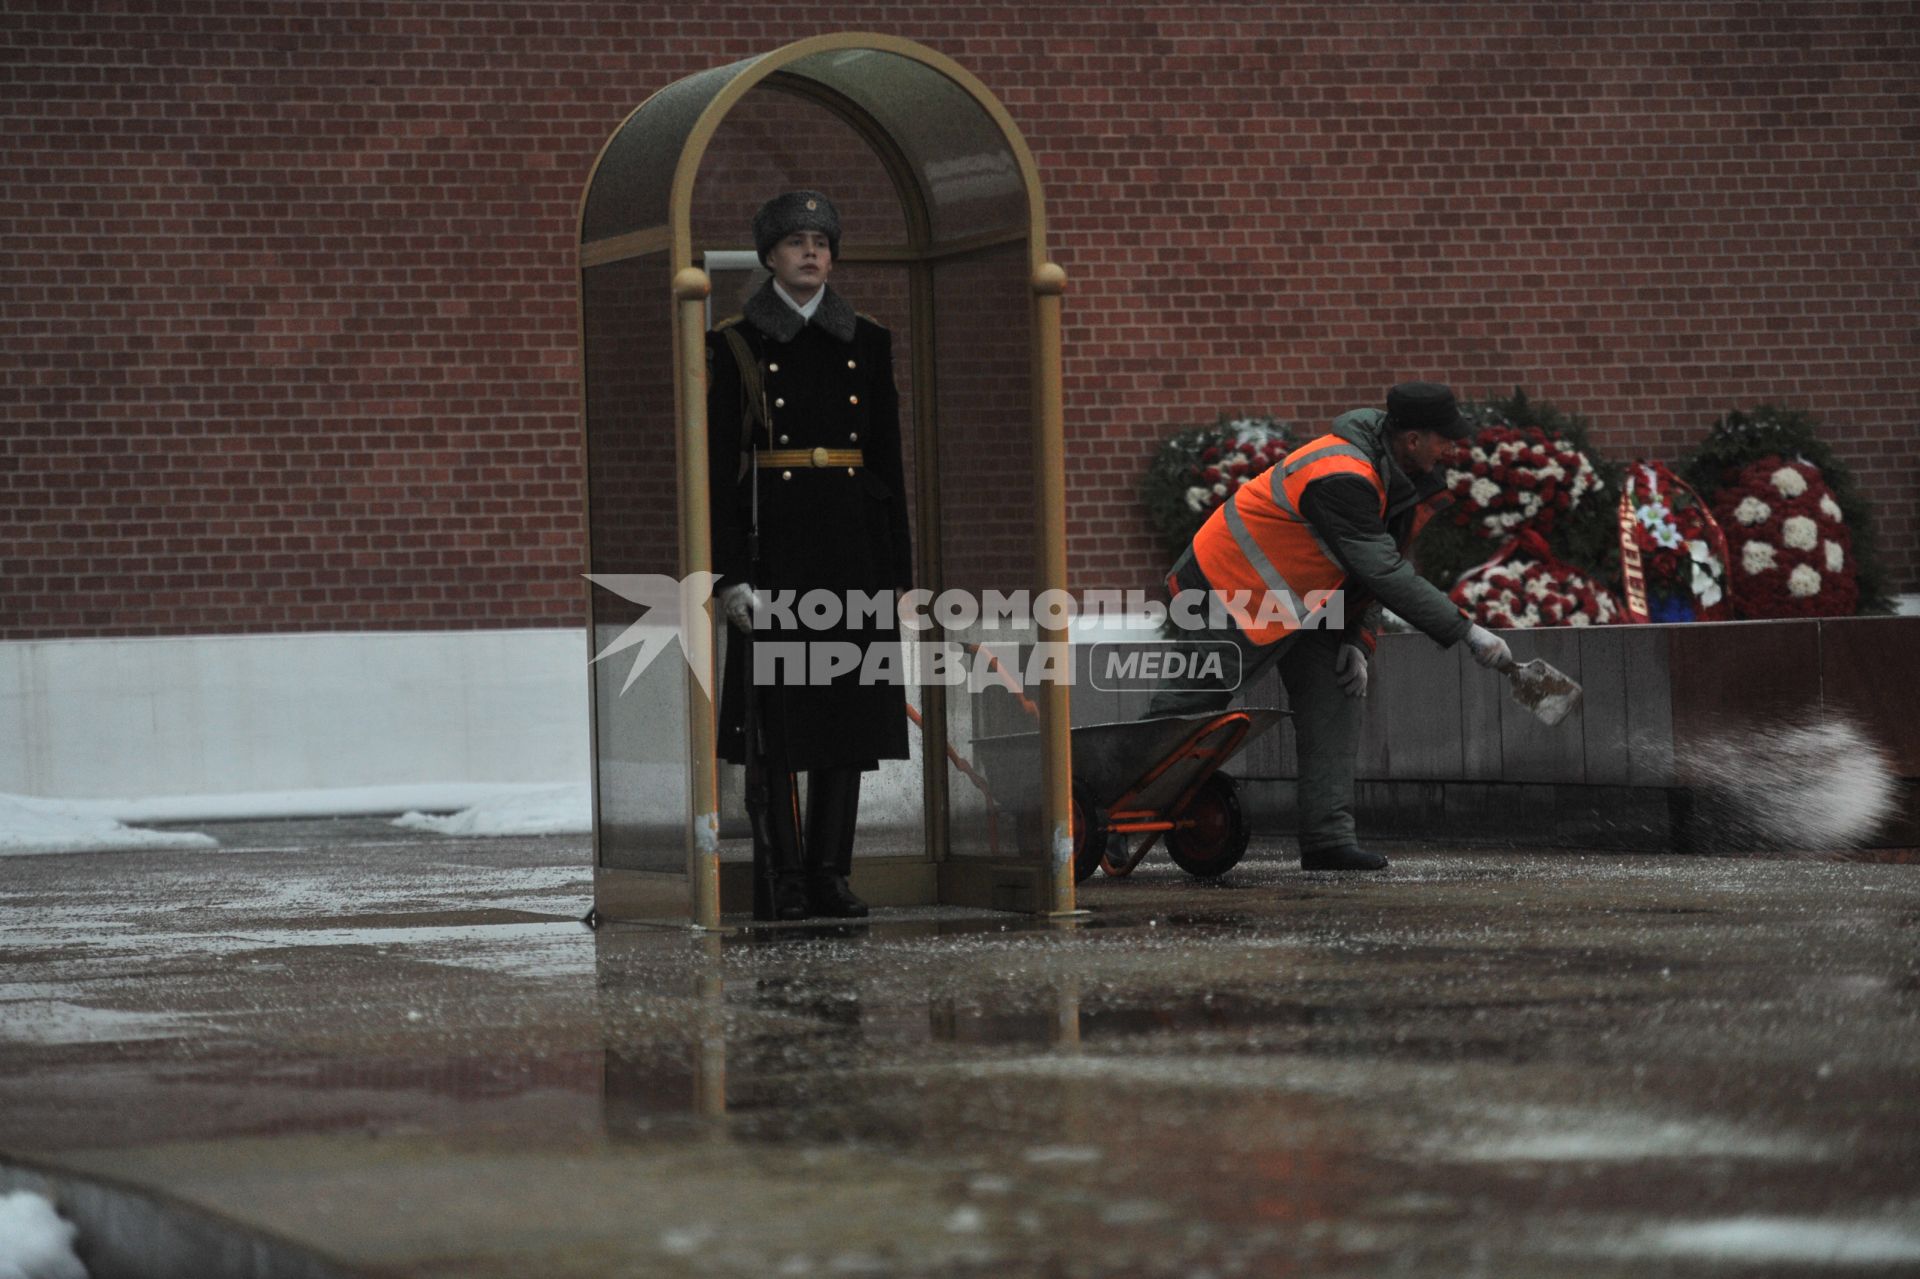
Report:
1300,844,1390,871
804,766,869,918
750,770,811,921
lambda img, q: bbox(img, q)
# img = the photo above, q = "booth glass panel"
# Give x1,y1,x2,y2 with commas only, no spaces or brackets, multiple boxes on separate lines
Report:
691,86,911,259
928,242,1040,862
784,50,1027,247
583,252,691,874
582,58,753,244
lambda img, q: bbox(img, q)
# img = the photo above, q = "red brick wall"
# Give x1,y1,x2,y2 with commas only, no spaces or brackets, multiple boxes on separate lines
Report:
5,2,1915,638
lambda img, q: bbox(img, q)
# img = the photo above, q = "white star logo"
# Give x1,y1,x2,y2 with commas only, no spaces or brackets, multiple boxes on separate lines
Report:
583,571,724,699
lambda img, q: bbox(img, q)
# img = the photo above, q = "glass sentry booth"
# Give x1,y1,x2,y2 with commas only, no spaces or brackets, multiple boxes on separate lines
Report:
577,34,1072,928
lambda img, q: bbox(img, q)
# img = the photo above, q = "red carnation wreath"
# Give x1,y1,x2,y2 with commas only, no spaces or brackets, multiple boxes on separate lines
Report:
1440,425,1603,540
1711,455,1858,618
1448,530,1621,629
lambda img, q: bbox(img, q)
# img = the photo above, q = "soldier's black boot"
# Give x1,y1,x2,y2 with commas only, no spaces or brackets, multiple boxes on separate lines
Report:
751,770,811,921
804,766,868,918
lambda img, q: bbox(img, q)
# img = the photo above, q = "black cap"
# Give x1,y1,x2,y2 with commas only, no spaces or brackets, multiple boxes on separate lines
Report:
1386,381,1472,439
751,190,841,266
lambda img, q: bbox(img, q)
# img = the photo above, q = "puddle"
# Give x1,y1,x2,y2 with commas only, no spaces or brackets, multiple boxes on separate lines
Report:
711,909,1057,947
267,908,567,931
223,919,578,954
6,836,1920,1277
932,990,1368,1047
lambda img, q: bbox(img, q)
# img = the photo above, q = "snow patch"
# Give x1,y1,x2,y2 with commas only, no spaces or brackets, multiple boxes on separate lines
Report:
0,794,216,858
1021,1144,1102,1165
1604,1216,1920,1265
394,784,590,837
104,782,570,824
0,1001,210,1048
1444,1107,1822,1162
0,1190,88,1279
0,781,602,857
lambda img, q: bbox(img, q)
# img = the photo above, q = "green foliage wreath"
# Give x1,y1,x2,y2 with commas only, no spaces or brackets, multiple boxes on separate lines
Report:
1677,405,1891,612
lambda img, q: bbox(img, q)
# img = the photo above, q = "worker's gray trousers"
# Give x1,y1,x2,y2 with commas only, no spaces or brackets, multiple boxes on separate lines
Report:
1145,624,1360,855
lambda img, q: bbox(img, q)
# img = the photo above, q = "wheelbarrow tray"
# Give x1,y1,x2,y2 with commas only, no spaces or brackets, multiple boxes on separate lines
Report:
971,709,1288,816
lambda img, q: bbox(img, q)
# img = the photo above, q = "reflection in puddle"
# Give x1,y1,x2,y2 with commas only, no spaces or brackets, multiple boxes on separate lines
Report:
589,933,1391,1152
16,898,1911,1279
712,911,1062,945
930,989,1361,1048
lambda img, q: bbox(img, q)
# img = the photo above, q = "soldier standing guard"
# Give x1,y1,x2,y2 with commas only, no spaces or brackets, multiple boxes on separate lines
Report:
706,191,914,921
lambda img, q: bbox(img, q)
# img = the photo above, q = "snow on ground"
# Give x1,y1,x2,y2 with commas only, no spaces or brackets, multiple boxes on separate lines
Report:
0,997,211,1048
1599,1216,1920,1265
0,782,591,857
0,1189,88,1279
103,782,574,825
392,783,590,837
0,794,216,859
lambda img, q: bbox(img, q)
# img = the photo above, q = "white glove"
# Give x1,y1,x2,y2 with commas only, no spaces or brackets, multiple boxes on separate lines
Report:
1333,642,1369,698
719,583,762,635
1465,623,1513,671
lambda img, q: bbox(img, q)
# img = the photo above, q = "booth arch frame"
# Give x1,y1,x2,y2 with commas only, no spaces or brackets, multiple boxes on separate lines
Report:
577,33,1073,929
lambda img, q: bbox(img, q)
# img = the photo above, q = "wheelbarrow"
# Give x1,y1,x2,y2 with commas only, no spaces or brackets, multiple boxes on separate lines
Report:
970,709,1289,883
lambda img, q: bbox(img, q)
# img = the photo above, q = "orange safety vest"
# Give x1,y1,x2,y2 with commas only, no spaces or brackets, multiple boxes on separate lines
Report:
1189,434,1386,645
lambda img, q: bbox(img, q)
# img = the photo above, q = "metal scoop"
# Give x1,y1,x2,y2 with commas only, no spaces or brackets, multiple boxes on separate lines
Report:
1498,657,1583,726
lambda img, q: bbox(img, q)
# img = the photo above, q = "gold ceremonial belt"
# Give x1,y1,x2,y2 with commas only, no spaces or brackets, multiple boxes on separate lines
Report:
755,448,865,469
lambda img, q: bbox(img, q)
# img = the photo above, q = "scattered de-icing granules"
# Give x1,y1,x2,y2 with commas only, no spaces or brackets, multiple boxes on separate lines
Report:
1678,714,1902,853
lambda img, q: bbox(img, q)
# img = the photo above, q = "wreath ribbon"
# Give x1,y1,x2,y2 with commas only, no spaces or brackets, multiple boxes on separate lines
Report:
1615,464,1732,623
1617,487,1651,621
1455,525,1559,585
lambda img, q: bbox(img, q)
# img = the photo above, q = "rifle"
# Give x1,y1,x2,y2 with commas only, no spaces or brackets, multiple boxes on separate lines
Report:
722,326,779,920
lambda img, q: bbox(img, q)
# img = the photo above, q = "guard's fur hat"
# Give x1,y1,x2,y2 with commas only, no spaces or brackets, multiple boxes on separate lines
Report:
752,190,841,266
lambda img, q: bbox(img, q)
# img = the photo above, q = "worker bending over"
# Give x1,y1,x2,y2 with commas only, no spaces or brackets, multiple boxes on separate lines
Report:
1149,382,1513,871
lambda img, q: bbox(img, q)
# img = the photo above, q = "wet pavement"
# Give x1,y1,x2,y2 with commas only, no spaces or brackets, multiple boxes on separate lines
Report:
3,821,1920,1277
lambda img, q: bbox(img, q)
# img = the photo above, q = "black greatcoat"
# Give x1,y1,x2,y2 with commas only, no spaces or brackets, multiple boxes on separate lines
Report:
706,282,913,772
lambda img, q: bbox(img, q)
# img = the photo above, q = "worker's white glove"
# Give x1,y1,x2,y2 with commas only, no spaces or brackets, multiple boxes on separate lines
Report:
1465,623,1513,671
719,583,762,635
1333,642,1369,698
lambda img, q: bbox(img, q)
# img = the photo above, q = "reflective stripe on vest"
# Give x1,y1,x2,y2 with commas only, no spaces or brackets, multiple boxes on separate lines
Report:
1189,434,1387,645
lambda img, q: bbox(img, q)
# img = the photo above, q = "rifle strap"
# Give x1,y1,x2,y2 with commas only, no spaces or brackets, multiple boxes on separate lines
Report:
721,326,766,482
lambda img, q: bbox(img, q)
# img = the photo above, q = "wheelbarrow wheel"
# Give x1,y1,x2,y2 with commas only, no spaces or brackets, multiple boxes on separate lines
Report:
1166,772,1251,878
1070,783,1105,884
